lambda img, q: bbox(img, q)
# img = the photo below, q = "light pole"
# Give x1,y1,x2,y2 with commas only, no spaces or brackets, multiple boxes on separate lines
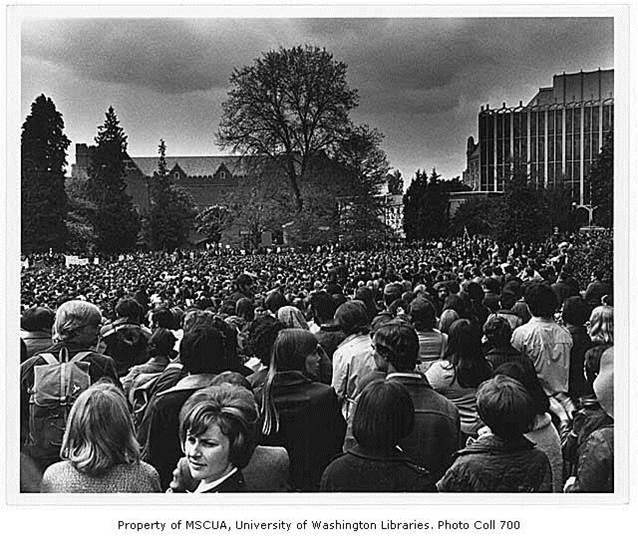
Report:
572,202,598,227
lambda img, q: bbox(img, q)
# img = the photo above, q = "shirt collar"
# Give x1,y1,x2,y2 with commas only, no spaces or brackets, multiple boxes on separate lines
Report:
194,467,238,493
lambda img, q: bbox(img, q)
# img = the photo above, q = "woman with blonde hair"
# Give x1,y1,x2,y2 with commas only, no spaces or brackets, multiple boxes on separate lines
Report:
41,382,160,492
584,305,613,395
258,328,345,491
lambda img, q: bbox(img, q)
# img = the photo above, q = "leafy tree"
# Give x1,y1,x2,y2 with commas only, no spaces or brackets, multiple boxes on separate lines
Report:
587,131,613,228
217,45,359,213
492,164,550,244
147,139,196,250
87,106,140,253
334,125,390,247
450,197,496,237
195,205,234,244
21,94,70,252
387,170,404,195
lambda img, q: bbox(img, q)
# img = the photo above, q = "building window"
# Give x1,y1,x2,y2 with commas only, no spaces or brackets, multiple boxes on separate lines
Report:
174,171,180,180
219,170,227,180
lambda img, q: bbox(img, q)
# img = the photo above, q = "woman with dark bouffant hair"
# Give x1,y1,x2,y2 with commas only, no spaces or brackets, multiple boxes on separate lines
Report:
172,383,259,492
258,329,345,491
41,382,160,493
425,319,492,441
321,379,434,492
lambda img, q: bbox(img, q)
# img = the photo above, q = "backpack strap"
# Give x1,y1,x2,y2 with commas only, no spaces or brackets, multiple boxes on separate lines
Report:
70,351,92,364
39,353,58,366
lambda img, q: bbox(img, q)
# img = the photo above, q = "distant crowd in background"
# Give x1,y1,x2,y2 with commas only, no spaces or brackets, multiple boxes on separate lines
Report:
19,233,614,493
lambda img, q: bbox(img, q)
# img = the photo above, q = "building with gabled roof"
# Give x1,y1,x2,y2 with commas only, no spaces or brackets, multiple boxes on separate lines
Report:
72,144,255,213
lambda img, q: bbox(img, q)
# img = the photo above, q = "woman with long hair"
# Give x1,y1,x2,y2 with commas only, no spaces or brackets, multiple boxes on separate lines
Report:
40,382,160,492
259,329,345,491
425,319,492,441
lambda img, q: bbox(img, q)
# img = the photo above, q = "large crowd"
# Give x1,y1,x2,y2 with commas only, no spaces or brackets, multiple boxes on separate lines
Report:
19,233,614,493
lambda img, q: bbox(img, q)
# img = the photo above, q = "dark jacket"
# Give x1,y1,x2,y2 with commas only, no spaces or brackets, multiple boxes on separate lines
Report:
20,330,53,359
566,325,593,401
385,372,461,483
320,445,436,492
257,371,345,492
315,324,346,363
437,434,552,492
484,345,523,370
584,280,611,308
562,400,613,477
20,342,119,471
566,426,613,493
100,318,151,376
141,373,218,490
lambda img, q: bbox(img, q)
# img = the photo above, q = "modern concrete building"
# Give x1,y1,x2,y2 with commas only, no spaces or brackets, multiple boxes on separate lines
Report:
464,68,613,204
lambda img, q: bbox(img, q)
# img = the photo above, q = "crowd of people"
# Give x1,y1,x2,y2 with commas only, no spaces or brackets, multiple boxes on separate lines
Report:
19,233,615,493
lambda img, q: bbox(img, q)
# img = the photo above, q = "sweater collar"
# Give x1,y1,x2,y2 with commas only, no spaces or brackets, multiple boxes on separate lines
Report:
457,434,535,456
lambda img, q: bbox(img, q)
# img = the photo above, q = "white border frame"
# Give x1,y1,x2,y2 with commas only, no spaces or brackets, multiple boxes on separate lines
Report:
3,2,632,513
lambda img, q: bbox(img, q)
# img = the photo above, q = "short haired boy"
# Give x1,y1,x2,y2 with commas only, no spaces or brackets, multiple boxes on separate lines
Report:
437,375,552,492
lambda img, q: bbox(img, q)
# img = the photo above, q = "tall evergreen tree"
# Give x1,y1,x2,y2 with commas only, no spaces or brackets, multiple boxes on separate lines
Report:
402,168,449,240
21,94,70,252
87,107,140,253
147,139,196,250
587,131,613,228
402,169,427,241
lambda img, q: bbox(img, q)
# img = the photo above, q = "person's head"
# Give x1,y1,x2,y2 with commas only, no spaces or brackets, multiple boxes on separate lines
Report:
179,324,226,375
179,383,259,483
477,375,535,439
264,290,286,314
334,300,369,336
269,328,321,380
53,300,102,346
482,316,513,349
235,298,254,322
446,319,492,388
115,297,144,324
277,305,309,330
499,291,517,310
561,296,592,327
434,282,449,302
372,321,419,373
408,297,436,331
150,307,175,330
383,283,403,308
353,379,414,453
524,283,559,318
60,382,139,476
494,360,549,417
439,308,460,334
261,329,323,435
210,371,252,391
182,309,216,333
21,306,55,333
247,315,285,367
447,319,482,359
309,291,336,325
148,327,177,359
588,305,613,344
236,273,254,295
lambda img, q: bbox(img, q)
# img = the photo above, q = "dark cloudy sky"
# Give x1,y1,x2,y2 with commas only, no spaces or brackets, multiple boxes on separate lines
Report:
21,17,613,180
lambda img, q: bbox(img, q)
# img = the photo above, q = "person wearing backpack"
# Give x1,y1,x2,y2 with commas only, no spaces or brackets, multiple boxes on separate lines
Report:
20,300,119,477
